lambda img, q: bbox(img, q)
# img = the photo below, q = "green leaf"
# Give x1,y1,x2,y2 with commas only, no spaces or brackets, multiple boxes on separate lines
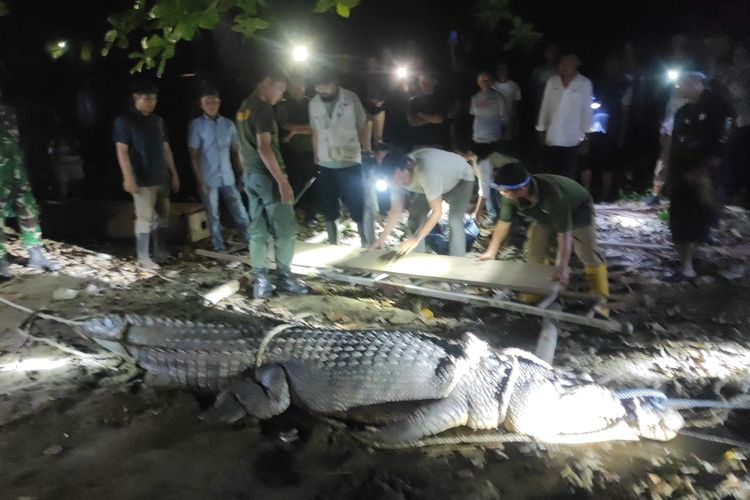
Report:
198,6,221,29
339,0,360,8
236,0,258,15
313,0,337,13
104,29,118,43
335,2,350,17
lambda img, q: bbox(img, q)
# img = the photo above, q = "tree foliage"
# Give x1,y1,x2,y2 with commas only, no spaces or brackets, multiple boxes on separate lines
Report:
102,0,361,76
102,0,536,76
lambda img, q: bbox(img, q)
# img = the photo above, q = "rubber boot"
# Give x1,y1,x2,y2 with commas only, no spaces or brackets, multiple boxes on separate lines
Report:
136,233,160,270
274,268,310,295
516,293,542,304
326,221,338,245
585,264,610,318
252,269,275,299
0,256,13,282
151,228,171,264
27,246,61,272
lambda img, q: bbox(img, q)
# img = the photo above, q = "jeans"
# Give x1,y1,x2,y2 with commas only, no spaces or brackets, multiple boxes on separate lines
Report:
201,184,250,251
408,179,474,257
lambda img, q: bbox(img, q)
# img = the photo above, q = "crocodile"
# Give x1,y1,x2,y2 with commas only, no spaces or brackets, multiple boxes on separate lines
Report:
80,314,684,446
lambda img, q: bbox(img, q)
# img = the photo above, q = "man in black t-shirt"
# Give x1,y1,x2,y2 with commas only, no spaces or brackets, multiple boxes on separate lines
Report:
407,73,448,149
113,81,180,270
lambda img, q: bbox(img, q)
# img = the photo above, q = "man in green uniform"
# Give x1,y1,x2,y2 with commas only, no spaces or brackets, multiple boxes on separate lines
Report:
479,162,609,313
0,99,60,281
236,69,308,298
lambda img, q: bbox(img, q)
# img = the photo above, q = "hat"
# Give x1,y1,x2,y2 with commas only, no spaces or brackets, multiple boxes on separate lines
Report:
131,80,158,95
492,162,531,190
200,86,220,98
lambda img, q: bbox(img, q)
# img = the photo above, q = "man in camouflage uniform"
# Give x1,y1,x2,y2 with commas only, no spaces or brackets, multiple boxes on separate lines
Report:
0,101,60,280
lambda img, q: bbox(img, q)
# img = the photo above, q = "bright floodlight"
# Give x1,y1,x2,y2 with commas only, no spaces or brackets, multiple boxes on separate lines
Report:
667,69,680,82
57,40,68,49
292,45,309,62
375,179,389,192
590,102,601,110
395,66,408,79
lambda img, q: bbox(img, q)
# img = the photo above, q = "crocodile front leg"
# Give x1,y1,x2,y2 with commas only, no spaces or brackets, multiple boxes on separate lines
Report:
202,364,291,422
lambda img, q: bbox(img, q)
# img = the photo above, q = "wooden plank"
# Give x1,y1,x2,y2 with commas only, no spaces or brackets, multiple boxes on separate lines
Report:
196,242,364,270
334,248,558,296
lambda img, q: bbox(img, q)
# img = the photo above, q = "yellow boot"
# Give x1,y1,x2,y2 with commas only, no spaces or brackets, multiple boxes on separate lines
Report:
516,292,542,304
585,265,610,318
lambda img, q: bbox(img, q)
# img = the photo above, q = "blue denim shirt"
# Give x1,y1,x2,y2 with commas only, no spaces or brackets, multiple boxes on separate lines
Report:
188,114,239,187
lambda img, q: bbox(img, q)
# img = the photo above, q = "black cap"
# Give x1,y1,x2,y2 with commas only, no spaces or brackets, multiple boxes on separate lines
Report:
493,162,530,189
131,80,158,95
200,86,220,98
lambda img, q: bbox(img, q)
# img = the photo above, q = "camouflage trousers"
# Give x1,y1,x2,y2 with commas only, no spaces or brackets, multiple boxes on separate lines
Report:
0,154,43,259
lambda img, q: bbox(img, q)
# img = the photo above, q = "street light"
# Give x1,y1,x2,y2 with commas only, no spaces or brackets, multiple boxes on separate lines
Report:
292,45,309,63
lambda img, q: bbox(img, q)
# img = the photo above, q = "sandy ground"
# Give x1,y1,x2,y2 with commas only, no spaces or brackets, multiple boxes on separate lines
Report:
1,203,750,499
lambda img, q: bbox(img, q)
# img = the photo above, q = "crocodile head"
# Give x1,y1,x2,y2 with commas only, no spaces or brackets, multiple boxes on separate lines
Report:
621,393,685,441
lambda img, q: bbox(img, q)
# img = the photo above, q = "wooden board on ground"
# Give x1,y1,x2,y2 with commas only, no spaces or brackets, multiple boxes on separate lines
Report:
198,242,559,296
334,247,558,296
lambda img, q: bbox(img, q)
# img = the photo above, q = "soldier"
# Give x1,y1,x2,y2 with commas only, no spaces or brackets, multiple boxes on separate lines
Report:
0,97,60,281
479,162,609,314
236,68,308,298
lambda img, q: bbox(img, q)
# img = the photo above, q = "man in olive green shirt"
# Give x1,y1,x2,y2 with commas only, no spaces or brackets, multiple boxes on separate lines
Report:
236,69,308,298
479,162,609,312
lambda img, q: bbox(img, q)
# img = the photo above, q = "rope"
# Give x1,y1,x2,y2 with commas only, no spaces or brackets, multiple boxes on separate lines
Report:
615,388,750,411
255,323,295,369
678,429,750,449
0,295,84,327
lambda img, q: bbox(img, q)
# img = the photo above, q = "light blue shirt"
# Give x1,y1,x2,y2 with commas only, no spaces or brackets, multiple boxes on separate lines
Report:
188,114,239,187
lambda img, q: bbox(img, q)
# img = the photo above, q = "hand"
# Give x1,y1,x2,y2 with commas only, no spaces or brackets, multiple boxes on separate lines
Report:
397,237,421,255
171,174,181,193
478,251,495,261
282,131,296,144
278,178,294,204
370,238,386,250
552,265,570,286
123,177,139,195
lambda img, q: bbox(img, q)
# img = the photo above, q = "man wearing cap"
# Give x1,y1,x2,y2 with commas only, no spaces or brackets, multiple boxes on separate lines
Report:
236,68,308,298
479,163,609,309
309,69,372,246
372,147,475,257
664,72,732,282
188,87,249,252
114,81,180,270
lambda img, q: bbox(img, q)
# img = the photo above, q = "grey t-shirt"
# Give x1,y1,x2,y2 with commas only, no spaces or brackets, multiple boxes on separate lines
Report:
399,148,475,201
470,90,505,143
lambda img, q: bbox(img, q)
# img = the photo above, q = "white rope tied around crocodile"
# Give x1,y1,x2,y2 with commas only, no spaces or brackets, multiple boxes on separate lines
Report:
255,323,295,369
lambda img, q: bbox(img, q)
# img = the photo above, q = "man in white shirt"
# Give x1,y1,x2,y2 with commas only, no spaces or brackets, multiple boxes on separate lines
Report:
536,53,593,180
372,148,475,257
492,60,522,142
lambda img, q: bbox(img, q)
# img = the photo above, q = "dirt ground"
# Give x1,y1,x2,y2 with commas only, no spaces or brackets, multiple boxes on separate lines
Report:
1,203,750,499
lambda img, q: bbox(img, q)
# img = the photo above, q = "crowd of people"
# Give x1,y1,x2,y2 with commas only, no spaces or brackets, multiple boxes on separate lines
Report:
1,32,748,303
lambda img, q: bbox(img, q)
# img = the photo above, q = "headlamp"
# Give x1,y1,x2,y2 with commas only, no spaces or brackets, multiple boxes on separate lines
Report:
667,69,680,82
375,178,389,192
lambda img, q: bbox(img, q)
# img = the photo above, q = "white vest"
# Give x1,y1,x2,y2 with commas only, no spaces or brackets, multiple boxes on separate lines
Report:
309,88,362,165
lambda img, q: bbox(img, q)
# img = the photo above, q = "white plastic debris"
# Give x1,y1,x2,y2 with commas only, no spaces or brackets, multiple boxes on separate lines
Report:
52,288,78,300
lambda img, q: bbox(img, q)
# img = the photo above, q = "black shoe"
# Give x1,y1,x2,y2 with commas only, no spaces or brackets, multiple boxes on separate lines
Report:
662,270,696,283
252,271,275,299
0,257,12,282
275,271,310,295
